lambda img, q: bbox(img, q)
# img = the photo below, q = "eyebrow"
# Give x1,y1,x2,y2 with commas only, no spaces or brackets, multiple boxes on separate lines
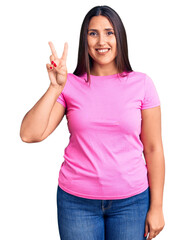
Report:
87,28,114,32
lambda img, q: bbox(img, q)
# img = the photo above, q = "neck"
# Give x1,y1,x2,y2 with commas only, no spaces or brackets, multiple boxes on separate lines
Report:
90,62,121,76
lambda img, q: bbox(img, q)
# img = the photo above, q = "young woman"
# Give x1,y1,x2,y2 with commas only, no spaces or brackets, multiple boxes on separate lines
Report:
20,5,165,240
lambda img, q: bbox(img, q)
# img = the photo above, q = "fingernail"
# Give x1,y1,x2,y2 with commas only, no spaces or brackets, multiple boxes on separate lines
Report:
51,61,54,64
54,63,57,67
50,66,53,69
144,233,147,237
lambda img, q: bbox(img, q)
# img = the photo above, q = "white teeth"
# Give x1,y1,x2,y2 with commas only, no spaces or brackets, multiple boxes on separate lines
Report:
97,49,109,52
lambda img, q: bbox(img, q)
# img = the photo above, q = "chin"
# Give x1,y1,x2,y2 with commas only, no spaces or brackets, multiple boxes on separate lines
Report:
95,58,116,66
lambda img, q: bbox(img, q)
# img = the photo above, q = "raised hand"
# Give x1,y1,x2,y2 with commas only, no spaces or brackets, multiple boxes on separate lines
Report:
46,41,68,87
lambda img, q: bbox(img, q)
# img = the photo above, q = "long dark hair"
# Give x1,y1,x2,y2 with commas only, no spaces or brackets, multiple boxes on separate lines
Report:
73,5,133,83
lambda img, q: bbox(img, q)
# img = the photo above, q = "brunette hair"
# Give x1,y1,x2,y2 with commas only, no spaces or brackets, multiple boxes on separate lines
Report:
73,5,133,84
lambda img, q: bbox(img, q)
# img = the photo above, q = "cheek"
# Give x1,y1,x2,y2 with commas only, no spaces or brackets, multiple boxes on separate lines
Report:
87,37,94,46
87,42,93,55
88,43,97,56
88,46,94,57
110,36,117,46
111,40,117,54
87,45,95,59
87,38,91,49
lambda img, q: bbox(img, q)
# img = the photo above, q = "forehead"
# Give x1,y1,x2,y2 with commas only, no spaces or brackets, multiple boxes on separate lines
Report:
88,15,113,29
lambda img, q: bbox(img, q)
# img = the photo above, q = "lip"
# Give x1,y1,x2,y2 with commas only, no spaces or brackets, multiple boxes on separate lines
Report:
95,48,111,50
95,48,111,55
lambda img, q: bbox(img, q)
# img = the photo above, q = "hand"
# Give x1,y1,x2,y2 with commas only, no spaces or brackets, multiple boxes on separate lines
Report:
46,41,68,87
144,207,165,239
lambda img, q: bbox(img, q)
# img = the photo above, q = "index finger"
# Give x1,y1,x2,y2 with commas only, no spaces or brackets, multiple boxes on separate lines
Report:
60,42,68,61
48,41,58,58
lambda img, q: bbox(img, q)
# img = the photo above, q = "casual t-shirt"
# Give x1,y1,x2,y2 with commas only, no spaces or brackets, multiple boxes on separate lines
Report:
56,71,161,200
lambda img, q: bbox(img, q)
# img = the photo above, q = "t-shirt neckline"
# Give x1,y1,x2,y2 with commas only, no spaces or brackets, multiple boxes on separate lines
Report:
83,71,128,80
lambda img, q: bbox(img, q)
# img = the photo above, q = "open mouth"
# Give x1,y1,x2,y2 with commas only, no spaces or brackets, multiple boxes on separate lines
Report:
95,48,111,53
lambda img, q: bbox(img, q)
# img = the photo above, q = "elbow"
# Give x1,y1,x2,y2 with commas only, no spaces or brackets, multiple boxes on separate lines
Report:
19,124,45,143
20,132,42,143
20,136,32,143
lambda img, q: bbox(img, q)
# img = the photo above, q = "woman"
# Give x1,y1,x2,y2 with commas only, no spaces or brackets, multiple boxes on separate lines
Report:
20,5,165,240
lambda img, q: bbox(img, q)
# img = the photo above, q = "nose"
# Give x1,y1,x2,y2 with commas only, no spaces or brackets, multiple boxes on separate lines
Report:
98,33,106,46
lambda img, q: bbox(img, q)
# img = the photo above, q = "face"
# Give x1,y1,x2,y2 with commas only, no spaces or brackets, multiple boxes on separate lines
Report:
87,15,117,68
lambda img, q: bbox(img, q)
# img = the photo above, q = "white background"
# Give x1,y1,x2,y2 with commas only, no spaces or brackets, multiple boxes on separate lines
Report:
0,0,184,239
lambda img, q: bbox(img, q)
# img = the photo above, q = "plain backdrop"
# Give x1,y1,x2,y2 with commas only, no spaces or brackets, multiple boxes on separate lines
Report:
0,0,184,239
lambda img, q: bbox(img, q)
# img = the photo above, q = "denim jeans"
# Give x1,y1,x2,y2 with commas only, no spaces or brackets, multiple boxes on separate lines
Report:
57,185,150,240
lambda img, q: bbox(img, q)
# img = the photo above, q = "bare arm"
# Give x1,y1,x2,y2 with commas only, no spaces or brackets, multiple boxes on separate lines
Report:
20,41,68,143
140,106,165,209
20,84,64,142
140,106,165,239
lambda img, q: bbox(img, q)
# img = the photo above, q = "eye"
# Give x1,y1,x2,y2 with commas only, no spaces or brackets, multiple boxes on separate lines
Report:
89,32,97,36
107,31,114,35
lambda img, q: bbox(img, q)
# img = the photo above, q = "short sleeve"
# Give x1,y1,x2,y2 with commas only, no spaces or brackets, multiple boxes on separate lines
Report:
57,90,66,108
141,74,161,109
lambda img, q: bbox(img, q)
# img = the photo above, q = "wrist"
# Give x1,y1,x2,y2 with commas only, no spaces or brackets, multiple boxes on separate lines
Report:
149,203,163,211
49,83,64,92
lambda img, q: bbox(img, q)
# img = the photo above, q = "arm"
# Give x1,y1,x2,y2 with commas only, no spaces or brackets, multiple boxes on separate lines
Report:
140,105,165,208
143,150,165,209
20,41,68,143
20,84,65,142
140,105,165,239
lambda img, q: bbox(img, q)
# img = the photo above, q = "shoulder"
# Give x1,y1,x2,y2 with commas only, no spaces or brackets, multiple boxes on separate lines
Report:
126,71,148,85
67,73,86,81
66,73,88,89
128,70,147,79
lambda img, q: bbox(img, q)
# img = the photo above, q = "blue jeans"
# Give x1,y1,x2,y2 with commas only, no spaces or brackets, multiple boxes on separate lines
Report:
57,185,150,240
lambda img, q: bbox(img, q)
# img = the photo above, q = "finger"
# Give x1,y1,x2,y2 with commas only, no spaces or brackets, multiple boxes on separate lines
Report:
49,55,55,63
152,231,159,238
144,222,149,238
46,63,53,71
49,55,58,67
147,231,155,240
48,41,58,59
60,42,68,62
49,55,60,68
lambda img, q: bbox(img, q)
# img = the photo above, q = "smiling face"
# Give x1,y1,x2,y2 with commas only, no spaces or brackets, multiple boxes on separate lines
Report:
87,15,118,74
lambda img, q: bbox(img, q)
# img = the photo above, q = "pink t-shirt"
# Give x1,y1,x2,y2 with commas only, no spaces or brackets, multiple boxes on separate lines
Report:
56,71,160,199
